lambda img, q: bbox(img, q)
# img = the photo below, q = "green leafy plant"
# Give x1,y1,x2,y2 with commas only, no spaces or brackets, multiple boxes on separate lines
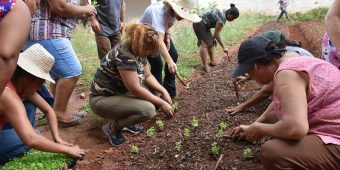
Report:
183,128,190,138
215,129,224,138
1,150,71,170
219,121,229,130
211,142,219,157
243,148,254,159
156,119,164,129
175,141,182,152
146,127,155,138
130,145,139,156
172,101,179,111
191,117,199,128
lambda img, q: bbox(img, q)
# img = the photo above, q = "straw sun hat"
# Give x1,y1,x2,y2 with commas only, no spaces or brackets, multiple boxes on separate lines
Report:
18,44,55,83
164,0,201,23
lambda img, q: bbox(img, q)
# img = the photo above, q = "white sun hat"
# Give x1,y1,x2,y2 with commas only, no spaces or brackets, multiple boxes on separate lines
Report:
164,0,201,23
18,44,55,83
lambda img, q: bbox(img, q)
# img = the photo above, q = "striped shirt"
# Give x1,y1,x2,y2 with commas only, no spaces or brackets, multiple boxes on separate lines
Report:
29,0,78,40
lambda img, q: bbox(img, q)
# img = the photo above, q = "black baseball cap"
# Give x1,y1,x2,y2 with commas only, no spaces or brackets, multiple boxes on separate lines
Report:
231,36,271,78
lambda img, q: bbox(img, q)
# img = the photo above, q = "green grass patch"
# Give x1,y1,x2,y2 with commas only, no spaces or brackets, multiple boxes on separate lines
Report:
290,7,328,23
172,13,270,77
1,150,70,170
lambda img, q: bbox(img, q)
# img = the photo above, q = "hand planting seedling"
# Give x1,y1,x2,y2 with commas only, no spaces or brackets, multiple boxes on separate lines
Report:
172,101,179,111
243,148,254,159
147,127,155,138
175,141,182,152
215,129,224,138
183,128,190,138
156,118,164,129
191,117,199,128
219,121,229,130
211,142,219,156
131,145,139,156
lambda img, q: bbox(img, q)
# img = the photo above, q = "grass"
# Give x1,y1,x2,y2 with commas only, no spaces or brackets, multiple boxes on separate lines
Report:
1,150,70,170
290,7,328,23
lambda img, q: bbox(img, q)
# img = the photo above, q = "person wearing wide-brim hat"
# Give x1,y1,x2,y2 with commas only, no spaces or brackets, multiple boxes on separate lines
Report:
139,0,201,99
193,3,239,73
230,36,340,169
0,44,85,165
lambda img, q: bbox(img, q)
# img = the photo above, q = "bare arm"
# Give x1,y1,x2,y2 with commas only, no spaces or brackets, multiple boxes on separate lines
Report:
25,93,68,145
120,0,126,31
325,0,340,50
0,89,84,157
119,67,174,116
214,23,228,53
242,83,273,110
47,0,96,18
158,32,177,74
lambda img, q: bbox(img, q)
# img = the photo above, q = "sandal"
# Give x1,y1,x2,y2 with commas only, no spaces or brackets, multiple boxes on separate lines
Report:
209,62,217,67
58,116,81,128
78,111,87,118
203,66,210,73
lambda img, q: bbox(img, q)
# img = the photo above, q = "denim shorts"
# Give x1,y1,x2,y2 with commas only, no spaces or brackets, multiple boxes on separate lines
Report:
24,38,82,79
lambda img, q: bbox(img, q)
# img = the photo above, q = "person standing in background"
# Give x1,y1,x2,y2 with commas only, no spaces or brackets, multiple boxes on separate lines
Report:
90,0,126,60
276,0,290,22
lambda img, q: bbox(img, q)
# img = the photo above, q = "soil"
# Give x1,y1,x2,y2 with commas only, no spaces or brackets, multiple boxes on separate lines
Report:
38,21,326,170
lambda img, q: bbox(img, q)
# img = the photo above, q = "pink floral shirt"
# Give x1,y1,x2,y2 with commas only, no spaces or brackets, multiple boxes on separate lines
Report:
273,57,340,145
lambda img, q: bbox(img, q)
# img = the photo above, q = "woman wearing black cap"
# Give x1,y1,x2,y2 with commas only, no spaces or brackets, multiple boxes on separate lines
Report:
193,4,239,72
230,36,340,169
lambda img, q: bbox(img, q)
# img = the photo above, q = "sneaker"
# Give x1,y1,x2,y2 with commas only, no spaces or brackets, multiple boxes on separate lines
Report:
102,123,125,146
122,125,143,134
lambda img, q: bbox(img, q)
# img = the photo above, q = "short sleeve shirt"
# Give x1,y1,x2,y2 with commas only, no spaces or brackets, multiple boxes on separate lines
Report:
96,0,123,36
90,44,148,97
139,2,176,34
200,9,226,29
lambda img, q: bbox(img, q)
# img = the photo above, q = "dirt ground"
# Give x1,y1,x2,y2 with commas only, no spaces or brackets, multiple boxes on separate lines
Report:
38,20,326,170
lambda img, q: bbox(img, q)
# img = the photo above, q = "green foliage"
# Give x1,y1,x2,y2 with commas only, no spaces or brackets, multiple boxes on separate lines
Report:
193,1,217,15
91,0,99,7
211,142,219,156
80,103,94,115
156,118,164,129
219,122,229,130
191,117,199,128
146,127,155,138
215,129,224,138
1,150,70,170
182,128,190,138
175,141,182,152
290,7,328,23
35,118,48,127
243,148,254,159
171,101,180,111
130,145,139,155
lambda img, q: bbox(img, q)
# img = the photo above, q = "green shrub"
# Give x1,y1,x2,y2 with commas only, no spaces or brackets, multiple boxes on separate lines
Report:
182,128,190,138
211,142,219,157
243,148,254,159
175,141,182,152
146,127,156,138
130,145,139,156
156,119,164,129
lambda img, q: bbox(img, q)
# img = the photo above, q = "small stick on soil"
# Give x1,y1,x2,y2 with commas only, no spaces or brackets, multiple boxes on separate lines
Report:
232,79,239,102
213,154,225,170
175,71,189,87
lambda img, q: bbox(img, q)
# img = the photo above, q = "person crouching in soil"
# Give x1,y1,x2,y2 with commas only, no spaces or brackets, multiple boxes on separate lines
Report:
0,44,85,166
230,36,340,169
89,23,174,147
193,3,239,72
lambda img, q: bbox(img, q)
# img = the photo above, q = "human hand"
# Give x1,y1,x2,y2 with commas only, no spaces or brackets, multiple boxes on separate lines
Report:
167,61,177,74
160,102,174,117
225,104,245,115
161,92,172,105
165,34,171,50
91,19,100,33
235,75,250,84
223,47,229,55
55,138,73,147
82,5,97,17
230,123,264,142
66,145,85,158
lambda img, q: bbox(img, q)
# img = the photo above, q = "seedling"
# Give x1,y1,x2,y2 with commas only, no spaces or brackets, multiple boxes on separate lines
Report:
211,142,219,156
172,101,179,111
130,145,139,156
219,122,229,130
175,141,182,152
156,118,164,129
215,129,224,138
191,117,199,128
183,128,190,138
243,148,254,159
146,127,155,138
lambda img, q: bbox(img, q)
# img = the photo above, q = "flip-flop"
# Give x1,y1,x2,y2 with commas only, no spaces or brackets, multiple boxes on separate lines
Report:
58,116,81,128
78,111,87,118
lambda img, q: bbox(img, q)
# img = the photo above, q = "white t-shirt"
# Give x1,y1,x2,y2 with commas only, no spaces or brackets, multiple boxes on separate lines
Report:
139,2,177,34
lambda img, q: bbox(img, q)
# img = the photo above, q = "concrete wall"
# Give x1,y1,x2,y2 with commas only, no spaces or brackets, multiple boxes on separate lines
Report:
125,0,151,21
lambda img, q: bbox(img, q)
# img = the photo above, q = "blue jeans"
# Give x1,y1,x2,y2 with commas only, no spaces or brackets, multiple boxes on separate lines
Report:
147,39,178,98
25,38,82,80
0,84,54,166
